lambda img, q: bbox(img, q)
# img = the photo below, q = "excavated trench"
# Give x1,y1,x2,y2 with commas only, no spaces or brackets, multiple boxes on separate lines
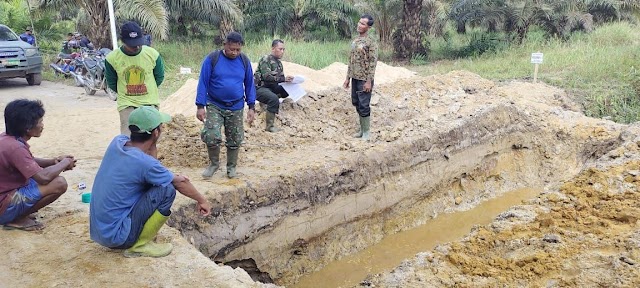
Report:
168,102,621,287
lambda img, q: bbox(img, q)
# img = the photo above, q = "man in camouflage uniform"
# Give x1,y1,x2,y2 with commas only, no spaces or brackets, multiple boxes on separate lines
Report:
255,39,293,132
343,14,378,141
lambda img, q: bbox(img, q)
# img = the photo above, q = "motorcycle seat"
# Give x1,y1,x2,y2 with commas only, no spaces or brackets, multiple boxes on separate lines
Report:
84,59,97,68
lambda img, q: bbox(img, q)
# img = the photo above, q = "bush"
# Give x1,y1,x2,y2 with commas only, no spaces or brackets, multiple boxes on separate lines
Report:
457,32,506,57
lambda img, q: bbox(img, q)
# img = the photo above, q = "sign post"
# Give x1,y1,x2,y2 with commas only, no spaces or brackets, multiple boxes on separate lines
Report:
530,52,543,83
107,0,118,50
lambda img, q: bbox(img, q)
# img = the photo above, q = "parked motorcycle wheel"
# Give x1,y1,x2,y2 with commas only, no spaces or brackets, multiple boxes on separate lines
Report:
74,75,84,87
105,88,117,101
70,69,83,87
83,73,97,95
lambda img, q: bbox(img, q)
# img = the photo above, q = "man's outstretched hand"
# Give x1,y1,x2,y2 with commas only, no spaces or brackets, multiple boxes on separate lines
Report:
197,201,212,216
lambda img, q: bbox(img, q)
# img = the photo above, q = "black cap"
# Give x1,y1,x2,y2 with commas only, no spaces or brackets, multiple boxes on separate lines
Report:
226,32,244,45
120,21,145,47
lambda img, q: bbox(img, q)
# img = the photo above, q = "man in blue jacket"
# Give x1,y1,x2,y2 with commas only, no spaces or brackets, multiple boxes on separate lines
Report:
19,27,35,46
196,32,256,179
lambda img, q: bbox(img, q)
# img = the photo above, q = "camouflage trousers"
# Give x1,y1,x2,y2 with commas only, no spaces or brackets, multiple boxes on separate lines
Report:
200,104,244,149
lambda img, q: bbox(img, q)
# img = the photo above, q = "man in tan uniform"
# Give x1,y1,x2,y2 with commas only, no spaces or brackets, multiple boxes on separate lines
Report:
343,14,378,141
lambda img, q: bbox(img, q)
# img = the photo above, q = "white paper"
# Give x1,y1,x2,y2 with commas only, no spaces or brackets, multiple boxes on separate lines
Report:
279,83,306,102
290,75,305,84
279,75,306,102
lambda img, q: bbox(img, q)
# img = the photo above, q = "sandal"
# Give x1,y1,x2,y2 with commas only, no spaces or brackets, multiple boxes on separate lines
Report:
3,219,44,231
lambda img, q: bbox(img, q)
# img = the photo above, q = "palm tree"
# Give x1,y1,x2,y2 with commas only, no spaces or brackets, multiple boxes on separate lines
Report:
450,0,509,34
588,0,640,23
395,0,425,59
164,0,241,42
503,0,551,43
355,0,403,44
422,0,449,37
37,0,241,49
38,0,167,49
244,0,358,40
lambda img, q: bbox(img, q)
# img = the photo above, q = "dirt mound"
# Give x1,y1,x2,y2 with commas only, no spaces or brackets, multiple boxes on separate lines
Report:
161,78,199,118
157,61,419,168
159,61,417,118
157,70,571,170
158,114,209,168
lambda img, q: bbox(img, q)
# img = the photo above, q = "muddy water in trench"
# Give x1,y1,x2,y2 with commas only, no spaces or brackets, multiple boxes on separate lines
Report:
292,188,542,288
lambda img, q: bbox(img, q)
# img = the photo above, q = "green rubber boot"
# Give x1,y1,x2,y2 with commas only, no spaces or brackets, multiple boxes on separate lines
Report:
226,148,240,178
361,116,370,141
265,112,280,132
353,116,363,138
124,210,173,258
202,145,220,179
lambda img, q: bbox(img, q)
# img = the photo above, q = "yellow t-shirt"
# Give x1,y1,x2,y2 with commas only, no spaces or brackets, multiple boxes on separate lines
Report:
106,46,161,111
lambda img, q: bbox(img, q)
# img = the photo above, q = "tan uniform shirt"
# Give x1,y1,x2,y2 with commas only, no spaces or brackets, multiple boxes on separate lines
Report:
347,35,378,81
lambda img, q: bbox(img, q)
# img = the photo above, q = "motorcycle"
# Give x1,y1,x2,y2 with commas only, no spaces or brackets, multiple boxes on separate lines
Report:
49,52,84,86
71,48,117,101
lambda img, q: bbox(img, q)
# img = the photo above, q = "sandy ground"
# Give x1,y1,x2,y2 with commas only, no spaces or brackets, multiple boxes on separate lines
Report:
0,79,274,288
0,57,638,288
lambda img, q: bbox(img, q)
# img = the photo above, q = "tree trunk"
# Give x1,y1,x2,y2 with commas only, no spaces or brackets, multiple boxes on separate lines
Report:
378,14,392,44
456,20,466,34
176,16,189,36
291,18,304,40
83,0,111,49
397,0,423,59
488,20,497,33
516,24,529,44
219,16,235,40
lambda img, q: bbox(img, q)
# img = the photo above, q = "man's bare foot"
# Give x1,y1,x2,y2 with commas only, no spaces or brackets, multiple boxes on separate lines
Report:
3,217,44,231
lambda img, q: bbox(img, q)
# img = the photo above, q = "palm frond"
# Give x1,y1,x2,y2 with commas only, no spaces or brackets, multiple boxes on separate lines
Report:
36,0,80,10
116,0,168,39
164,0,242,26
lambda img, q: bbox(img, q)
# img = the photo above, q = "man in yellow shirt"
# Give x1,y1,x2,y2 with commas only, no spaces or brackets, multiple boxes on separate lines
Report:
105,21,165,135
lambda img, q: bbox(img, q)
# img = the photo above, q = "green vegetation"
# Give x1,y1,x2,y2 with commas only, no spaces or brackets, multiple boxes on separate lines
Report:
413,22,640,123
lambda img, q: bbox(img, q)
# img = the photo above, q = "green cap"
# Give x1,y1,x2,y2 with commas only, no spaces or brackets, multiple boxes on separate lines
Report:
128,106,171,134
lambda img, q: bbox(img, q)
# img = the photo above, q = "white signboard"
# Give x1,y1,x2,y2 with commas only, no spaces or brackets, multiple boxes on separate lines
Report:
531,52,543,64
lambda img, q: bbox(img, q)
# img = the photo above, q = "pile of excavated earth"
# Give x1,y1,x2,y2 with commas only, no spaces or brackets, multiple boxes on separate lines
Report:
1,60,639,288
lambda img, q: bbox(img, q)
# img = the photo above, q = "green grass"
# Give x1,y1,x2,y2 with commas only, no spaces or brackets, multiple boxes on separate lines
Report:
412,22,640,123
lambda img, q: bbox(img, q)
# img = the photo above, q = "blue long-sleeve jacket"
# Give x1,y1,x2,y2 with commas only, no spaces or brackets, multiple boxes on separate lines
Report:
195,53,256,111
